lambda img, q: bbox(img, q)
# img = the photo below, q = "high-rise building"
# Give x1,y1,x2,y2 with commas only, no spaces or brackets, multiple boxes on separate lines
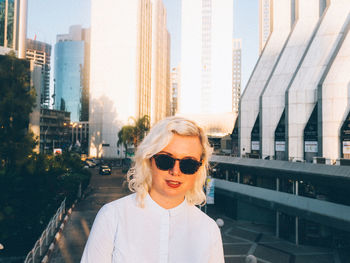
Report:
0,0,27,58
26,39,51,108
259,0,272,54
180,0,234,136
232,39,241,114
170,66,180,116
90,0,170,158
150,0,171,124
54,25,90,122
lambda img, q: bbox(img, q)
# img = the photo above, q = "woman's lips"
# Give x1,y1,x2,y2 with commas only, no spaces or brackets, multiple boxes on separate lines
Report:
166,180,182,188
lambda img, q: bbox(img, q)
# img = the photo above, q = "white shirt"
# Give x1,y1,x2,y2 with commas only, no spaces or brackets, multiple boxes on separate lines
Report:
81,193,224,263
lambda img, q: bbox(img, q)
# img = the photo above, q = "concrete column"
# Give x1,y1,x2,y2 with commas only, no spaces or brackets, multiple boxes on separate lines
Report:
18,0,28,58
237,171,240,183
295,216,299,245
225,170,229,181
276,212,280,238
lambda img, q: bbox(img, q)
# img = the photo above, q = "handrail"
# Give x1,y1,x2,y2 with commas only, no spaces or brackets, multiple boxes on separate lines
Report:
24,198,66,263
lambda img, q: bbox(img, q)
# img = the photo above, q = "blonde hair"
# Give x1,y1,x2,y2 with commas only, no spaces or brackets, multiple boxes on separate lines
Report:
127,116,212,207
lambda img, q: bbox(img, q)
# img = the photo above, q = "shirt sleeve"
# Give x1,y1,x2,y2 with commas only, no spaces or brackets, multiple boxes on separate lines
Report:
81,204,117,263
208,223,225,263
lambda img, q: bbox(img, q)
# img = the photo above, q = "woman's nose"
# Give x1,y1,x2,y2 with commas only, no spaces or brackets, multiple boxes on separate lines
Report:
169,160,181,176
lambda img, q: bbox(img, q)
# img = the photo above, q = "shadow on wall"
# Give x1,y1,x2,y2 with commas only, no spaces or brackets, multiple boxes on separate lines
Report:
89,95,121,158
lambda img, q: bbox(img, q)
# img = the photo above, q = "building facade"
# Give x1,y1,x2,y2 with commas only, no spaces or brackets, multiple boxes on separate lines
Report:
0,0,27,58
180,0,235,136
26,39,51,108
239,0,350,162
232,39,241,114
54,25,90,122
39,108,71,154
259,0,272,54
170,66,180,116
90,0,170,158
150,0,171,124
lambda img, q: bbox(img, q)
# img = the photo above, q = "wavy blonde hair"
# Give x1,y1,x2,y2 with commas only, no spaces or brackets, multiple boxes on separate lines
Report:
127,116,212,207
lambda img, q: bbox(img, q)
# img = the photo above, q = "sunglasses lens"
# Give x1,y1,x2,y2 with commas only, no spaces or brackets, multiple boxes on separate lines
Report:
180,159,201,174
154,154,175,171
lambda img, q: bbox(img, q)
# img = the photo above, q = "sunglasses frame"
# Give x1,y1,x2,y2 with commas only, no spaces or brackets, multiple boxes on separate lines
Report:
152,154,202,175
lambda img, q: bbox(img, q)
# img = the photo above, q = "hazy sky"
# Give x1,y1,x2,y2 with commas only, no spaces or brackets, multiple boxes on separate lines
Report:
27,0,258,91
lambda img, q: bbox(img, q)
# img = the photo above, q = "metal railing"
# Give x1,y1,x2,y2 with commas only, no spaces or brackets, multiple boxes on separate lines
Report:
24,198,66,263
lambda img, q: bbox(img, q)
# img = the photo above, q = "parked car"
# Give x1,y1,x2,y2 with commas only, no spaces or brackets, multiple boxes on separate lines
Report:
99,165,111,175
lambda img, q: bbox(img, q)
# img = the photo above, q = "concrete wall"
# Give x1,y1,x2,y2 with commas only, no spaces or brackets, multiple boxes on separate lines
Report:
287,0,350,161
319,15,350,159
240,0,292,155
260,0,321,159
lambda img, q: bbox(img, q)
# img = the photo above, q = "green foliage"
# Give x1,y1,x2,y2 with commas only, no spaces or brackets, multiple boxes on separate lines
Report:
0,54,37,170
117,115,150,158
0,152,91,256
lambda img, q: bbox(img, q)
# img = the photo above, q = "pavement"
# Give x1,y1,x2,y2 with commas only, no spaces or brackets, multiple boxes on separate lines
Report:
49,168,339,263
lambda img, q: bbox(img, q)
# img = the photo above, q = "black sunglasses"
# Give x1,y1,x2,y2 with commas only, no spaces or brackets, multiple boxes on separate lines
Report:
152,154,202,175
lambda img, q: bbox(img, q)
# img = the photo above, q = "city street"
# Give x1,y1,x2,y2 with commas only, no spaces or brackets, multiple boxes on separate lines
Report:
49,167,335,263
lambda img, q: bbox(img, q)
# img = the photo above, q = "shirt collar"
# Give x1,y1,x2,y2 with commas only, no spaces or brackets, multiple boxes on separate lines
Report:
145,193,188,216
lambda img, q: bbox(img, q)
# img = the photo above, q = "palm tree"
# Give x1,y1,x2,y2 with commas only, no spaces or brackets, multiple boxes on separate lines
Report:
129,115,150,147
117,125,134,159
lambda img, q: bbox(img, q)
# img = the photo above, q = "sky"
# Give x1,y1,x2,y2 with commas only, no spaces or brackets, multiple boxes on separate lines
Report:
27,0,258,92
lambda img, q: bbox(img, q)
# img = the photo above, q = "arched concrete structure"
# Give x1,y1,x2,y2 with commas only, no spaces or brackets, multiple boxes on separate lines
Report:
286,0,350,161
318,16,350,160
239,0,292,156
260,0,321,159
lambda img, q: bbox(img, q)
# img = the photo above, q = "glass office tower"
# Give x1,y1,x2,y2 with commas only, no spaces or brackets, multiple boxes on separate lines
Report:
54,40,84,122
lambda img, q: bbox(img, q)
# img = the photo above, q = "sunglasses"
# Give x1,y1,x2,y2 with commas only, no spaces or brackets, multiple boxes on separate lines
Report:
152,154,202,175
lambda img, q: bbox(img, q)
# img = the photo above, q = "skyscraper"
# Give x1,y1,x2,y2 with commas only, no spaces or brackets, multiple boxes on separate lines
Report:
180,0,234,135
26,39,51,108
170,66,180,116
259,0,272,54
54,25,90,122
0,0,27,58
150,0,171,124
232,39,241,114
90,0,170,158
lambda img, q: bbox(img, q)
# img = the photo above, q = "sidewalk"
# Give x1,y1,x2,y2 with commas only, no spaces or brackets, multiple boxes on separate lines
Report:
49,168,129,263
49,168,337,263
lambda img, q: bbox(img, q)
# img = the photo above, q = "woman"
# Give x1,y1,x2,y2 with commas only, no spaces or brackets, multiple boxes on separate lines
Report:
81,116,224,263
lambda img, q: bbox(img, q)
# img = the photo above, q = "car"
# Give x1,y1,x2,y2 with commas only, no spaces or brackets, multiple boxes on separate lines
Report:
99,165,111,175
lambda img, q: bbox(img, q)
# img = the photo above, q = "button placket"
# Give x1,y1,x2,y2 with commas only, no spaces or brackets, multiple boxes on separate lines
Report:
159,211,170,263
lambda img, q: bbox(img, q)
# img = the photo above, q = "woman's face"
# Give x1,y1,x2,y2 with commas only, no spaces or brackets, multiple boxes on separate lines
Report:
149,134,203,209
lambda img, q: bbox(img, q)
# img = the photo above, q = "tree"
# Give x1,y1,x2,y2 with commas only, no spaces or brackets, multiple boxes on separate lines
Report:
117,115,150,158
129,115,150,147
0,53,37,169
117,125,135,159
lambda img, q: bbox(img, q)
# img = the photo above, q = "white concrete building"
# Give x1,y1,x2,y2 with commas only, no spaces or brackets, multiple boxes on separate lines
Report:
260,0,322,160
232,39,242,114
287,0,350,161
89,0,152,158
259,0,272,54
240,0,292,156
180,0,234,136
240,0,350,162
319,24,350,160
150,0,171,125
89,0,170,158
